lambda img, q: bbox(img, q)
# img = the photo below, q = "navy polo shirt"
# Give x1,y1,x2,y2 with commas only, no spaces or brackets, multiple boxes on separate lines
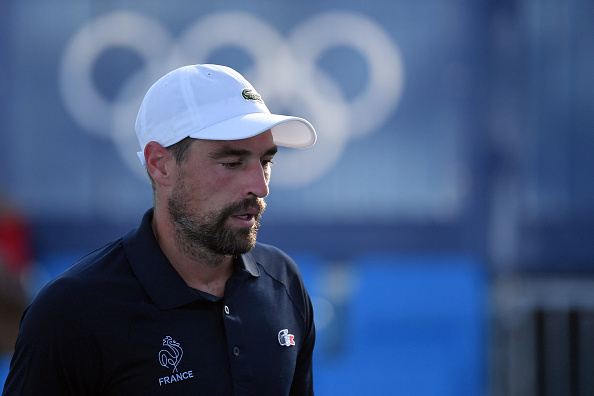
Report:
2,209,315,395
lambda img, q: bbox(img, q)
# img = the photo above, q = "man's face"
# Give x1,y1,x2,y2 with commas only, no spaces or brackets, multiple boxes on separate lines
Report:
167,130,277,259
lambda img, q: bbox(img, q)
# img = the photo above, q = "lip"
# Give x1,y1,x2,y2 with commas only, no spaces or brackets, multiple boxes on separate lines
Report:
244,207,261,216
230,214,256,227
230,207,260,227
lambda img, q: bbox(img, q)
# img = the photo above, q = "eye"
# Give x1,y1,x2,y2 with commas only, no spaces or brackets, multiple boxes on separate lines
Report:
222,162,242,169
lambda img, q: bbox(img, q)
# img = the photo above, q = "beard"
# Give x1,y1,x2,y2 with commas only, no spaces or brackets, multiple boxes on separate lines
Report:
167,180,266,262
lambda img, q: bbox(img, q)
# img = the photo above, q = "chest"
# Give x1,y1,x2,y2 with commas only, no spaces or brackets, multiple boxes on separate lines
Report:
98,278,303,395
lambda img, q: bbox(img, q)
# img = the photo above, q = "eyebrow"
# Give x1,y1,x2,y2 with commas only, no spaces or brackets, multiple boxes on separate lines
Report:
208,145,278,159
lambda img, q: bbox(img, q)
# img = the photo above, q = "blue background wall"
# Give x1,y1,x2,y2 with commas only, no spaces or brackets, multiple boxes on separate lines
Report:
1,0,593,394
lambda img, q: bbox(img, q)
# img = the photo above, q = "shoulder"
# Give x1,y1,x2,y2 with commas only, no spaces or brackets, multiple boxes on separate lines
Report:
250,242,301,281
249,243,312,315
44,238,126,285
14,238,135,367
5,243,124,395
27,238,130,323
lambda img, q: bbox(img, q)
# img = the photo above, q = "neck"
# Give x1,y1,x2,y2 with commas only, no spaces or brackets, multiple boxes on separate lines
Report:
152,208,234,297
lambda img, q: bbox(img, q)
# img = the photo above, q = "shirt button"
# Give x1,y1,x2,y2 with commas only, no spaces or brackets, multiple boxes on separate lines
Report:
224,305,230,315
233,346,240,357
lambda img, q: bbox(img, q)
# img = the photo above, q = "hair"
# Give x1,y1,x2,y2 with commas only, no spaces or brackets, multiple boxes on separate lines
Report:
167,137,195,165
147,137,196,192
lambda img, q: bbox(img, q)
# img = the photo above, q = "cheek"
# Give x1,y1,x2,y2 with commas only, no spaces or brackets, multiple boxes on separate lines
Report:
173,172,212,207
196,177,238,207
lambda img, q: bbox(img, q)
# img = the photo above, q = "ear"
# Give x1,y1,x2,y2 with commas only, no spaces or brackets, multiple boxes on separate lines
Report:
144,141,175,187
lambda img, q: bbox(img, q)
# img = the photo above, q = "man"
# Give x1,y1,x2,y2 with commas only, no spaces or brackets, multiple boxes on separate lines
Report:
3,64,317,395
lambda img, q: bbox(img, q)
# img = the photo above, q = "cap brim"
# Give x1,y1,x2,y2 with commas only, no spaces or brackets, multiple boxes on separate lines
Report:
188,112,317,148
137,112,316,165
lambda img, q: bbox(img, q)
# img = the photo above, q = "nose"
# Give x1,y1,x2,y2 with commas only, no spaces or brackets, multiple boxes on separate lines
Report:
245,163,270,198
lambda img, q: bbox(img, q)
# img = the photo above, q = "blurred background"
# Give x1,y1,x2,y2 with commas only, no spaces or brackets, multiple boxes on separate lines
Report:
1,0,593,394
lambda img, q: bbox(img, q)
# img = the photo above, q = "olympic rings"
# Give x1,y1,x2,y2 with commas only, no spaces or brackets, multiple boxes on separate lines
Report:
59,10,405,186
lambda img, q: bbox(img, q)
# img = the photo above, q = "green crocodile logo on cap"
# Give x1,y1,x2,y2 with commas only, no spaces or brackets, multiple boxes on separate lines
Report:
242,89,262,101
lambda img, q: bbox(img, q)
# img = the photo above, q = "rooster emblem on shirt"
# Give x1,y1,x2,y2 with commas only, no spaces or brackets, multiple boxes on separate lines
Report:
159,336,184,373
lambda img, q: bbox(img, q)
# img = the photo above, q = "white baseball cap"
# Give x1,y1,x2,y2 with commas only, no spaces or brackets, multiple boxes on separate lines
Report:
135,64,317,165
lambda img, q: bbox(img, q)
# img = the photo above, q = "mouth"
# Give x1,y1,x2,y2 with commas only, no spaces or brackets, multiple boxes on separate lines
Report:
234,214,255,221
230,206,261,226
224,197,266,228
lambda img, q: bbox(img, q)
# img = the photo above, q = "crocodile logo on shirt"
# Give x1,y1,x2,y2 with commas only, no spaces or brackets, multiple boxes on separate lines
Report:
278,329,296,347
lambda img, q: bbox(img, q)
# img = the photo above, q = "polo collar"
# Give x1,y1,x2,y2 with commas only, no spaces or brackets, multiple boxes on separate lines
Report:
241,248,261,277
123,209,260,310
